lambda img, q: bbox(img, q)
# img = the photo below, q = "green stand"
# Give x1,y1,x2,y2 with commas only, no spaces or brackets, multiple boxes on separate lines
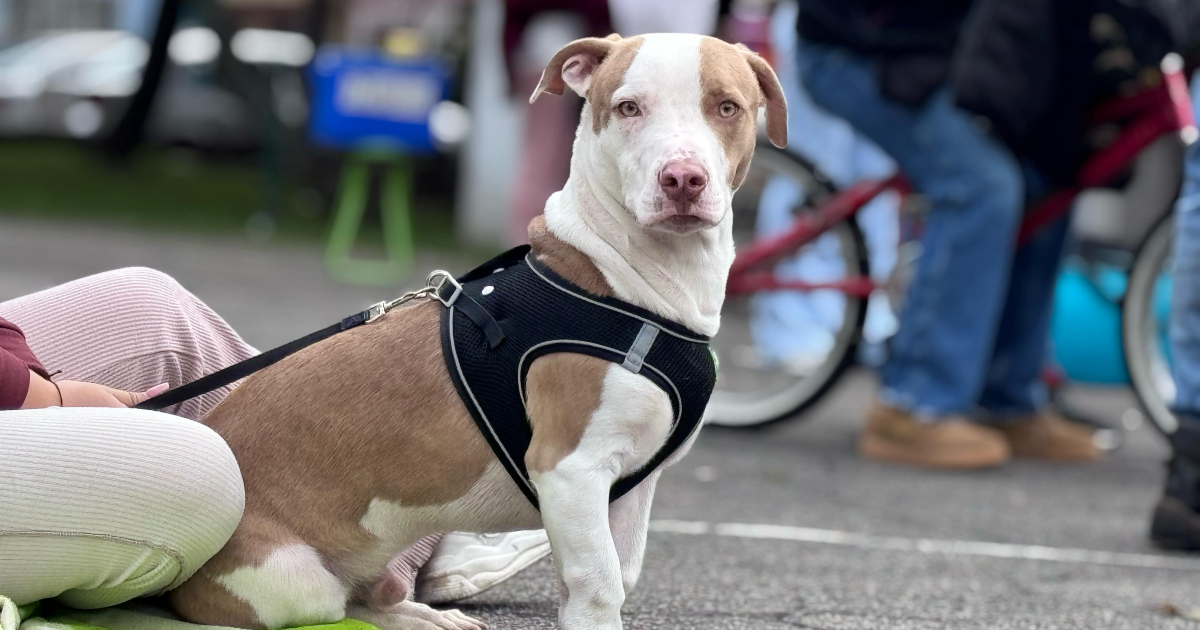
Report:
325,151,415,286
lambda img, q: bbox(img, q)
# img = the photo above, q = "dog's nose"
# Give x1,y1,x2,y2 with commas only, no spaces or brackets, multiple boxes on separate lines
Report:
659,161,708,204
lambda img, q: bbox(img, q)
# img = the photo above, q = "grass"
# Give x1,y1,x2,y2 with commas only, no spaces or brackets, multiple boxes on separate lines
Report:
0,139,472,253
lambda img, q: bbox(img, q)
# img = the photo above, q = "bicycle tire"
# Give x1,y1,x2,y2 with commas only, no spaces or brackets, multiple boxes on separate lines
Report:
706,145,870,428
1123,211,1179,435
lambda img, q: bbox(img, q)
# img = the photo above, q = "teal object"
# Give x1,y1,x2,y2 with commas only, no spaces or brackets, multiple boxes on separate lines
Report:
1050,260,1129,384
1154,271,1174,370
1050,259,1175,385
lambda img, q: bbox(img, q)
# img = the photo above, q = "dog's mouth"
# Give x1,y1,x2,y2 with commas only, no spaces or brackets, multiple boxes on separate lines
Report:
647,214,717,235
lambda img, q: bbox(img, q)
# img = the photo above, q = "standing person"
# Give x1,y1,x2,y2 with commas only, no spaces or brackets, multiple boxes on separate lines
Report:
0,268,546,608
1153,71,1200,550
1150,0,1200,546
796,0,1103,468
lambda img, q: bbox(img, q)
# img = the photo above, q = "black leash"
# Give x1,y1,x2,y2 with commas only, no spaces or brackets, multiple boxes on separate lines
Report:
136,302,388,411
135,268,506,412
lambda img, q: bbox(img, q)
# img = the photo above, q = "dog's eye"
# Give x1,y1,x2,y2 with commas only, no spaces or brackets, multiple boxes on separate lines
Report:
718,101,740,118
617,101,641,117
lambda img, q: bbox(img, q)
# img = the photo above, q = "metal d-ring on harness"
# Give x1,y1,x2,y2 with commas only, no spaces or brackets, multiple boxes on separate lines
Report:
137,271,457,411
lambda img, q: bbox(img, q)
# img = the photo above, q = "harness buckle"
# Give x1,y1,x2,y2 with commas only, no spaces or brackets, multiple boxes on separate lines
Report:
428,270,462,307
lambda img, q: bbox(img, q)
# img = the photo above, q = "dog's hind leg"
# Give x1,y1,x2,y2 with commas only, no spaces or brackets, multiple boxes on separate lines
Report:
170,516,349,629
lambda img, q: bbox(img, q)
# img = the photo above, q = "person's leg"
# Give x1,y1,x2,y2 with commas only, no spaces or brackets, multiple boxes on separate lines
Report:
976,169,1067,418
800,45,1023,418
974,208,1099,461
0,267,257,420
1152,71,1200,549
1169,74,1200,420
0,407,243,607
798,44,1021,468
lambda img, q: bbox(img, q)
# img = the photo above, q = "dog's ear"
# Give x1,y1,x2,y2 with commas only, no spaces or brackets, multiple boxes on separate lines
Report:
737,45,787,148
529,36,619,104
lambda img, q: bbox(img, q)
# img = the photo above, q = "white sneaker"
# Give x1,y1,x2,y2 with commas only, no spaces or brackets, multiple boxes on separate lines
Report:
416,530,551,604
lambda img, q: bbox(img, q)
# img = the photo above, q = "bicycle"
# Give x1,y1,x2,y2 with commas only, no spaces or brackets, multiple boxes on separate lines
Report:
707,54,1197,430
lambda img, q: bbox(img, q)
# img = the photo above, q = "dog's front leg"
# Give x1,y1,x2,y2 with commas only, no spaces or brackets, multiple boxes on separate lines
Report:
610,423,701,593
609,470,660,593
532,461,624,630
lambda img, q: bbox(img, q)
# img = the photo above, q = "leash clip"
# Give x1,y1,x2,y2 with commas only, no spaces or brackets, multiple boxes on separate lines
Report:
428,270,462,307
365,301,389,324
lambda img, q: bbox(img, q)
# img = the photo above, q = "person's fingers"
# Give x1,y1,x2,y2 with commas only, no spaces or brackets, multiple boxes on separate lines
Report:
103,387,141,407
104,382,169,407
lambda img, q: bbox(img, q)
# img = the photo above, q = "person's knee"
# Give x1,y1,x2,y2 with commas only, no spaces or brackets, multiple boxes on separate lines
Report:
0,409,244,605
105,267,188,303
110,411,245,590
156,418,246,586
950,155,1024,229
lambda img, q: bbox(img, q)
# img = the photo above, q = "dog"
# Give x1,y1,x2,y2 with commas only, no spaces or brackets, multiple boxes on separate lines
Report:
169,32,785,630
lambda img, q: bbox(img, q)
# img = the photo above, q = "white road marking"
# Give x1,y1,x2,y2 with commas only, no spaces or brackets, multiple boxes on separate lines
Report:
649,520,1200,572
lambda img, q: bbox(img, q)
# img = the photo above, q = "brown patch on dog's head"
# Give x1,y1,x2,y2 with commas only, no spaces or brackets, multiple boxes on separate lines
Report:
584,35,644,134
698,38,787,188
528,34,645,135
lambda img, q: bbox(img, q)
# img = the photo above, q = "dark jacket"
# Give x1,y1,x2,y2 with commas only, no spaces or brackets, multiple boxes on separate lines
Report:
797,0,973,106
953,0,1175,184
797,0,971,57
800,0,1178,186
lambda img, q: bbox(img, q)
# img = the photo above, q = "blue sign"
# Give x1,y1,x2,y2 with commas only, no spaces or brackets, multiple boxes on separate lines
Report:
309,46,448,154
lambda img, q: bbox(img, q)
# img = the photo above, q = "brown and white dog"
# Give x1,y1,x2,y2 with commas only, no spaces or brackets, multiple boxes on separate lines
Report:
170,33,785,630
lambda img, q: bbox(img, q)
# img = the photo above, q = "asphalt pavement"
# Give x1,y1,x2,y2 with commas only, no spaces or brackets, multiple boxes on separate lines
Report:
2,217,1198,629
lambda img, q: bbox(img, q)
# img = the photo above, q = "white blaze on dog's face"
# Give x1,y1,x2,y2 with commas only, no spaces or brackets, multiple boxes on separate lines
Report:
531,33,786,235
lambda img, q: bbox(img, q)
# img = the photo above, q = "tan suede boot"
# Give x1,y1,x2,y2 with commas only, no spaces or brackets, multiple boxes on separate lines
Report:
995,410,1102,462
859,402,1011,469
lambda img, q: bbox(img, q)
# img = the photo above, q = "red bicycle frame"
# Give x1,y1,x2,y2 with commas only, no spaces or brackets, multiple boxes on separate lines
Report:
727,63,1198,299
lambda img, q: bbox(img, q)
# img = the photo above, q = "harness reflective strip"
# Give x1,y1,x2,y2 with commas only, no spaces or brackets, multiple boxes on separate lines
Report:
622,323,660,373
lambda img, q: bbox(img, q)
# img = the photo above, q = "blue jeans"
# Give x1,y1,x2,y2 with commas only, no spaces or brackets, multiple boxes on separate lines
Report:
799,44,1069,419
1170,73,1200,426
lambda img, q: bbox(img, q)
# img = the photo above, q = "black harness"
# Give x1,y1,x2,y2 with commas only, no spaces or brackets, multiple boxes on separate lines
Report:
436,246,716,509
138,245,716,510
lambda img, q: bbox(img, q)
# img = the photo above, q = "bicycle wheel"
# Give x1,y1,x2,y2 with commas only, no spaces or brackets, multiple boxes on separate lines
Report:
706,146,870,428
1123,212,1178,435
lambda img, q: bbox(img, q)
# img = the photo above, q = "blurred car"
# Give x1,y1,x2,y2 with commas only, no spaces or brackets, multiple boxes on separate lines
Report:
0,29,255,148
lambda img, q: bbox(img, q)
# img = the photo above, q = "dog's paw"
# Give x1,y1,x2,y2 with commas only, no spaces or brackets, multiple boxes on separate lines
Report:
350,601,486,630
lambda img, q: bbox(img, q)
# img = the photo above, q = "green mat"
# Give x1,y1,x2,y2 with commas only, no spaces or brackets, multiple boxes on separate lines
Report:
0,597,380,630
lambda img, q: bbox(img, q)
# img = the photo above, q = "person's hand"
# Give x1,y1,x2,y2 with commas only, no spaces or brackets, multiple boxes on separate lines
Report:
56,380,170,408
21,370,168,409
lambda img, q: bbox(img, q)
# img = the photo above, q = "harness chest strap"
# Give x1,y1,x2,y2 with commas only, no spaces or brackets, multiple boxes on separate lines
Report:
436,246,717,510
